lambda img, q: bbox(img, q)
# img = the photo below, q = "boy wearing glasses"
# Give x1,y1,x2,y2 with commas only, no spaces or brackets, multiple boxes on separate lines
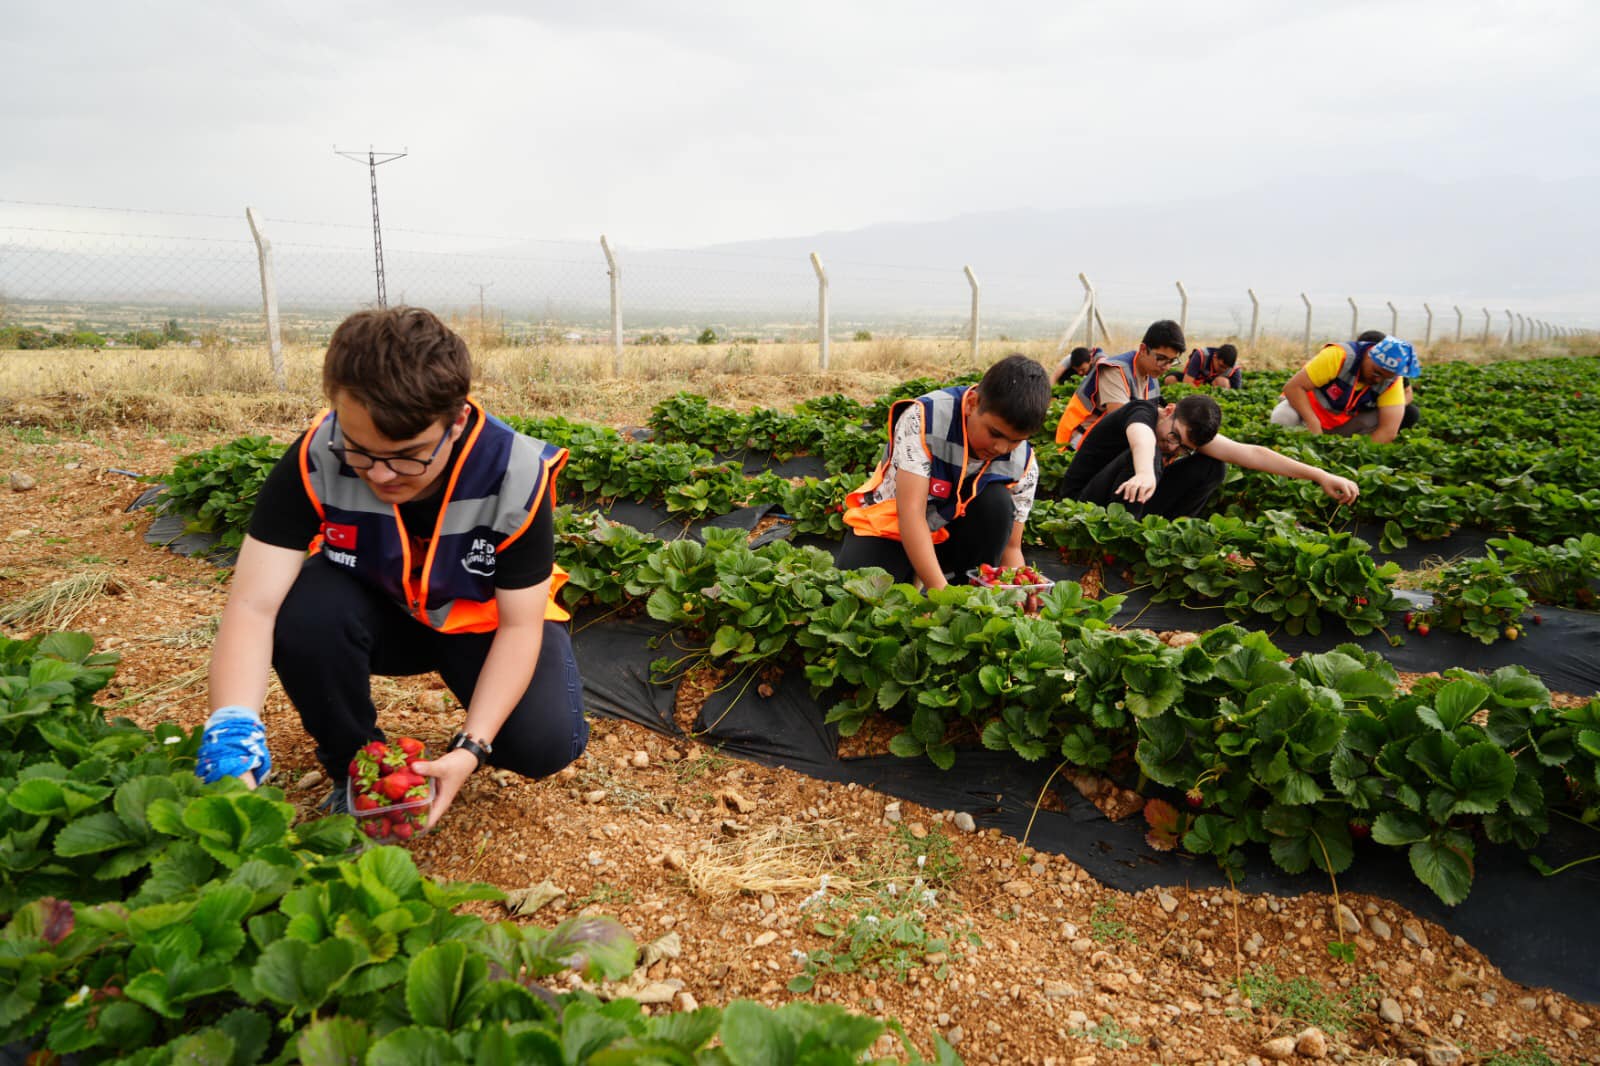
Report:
196,307,587,829
1271,334,1419,443
1054,320,1185,448
1056,395,1359,519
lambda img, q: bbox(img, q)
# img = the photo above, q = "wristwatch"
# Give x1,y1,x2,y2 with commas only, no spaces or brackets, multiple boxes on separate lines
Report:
447,731,493,769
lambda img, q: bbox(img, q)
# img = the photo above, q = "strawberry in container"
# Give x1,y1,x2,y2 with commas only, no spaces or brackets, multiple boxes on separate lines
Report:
968,562,1055,615
347,737,434,842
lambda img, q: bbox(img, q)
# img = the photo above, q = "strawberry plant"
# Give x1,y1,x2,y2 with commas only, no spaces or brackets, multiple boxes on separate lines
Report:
154,435,286,550
1419,552,1533,644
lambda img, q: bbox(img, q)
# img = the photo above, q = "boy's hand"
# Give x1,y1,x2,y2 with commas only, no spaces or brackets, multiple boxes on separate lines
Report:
1116,470,1158,504
1318,474,1359,505
410,748,478,830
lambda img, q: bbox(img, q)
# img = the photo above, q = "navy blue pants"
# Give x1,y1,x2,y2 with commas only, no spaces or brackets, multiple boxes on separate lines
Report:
272,554,589,782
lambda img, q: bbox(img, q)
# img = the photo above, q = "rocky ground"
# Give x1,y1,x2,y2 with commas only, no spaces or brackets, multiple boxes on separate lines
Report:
2,406,1596,1066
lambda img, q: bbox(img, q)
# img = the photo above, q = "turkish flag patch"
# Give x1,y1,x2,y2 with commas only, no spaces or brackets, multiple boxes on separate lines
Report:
322,521,359,550
928,478,952,500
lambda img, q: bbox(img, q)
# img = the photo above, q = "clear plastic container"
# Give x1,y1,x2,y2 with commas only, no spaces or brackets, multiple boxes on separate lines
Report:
347,776,434,843
966,568,1054,594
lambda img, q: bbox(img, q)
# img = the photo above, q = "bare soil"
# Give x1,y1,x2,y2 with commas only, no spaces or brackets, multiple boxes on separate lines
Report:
2,411,1596,1066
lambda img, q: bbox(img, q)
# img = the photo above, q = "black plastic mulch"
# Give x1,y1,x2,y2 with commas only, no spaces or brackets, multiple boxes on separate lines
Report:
572,612,1600,1003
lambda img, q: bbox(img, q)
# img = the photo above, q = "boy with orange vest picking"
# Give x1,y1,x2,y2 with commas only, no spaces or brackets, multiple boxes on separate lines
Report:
196,307,587,830
839,354,1051,590
1053,320,1185,448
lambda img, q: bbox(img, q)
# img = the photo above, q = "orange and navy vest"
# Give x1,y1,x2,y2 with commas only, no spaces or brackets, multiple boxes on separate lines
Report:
1189,348,1243,389
843,386,1033,543
1303,342,1381,429
297,398,570,632
1054,350,1160,447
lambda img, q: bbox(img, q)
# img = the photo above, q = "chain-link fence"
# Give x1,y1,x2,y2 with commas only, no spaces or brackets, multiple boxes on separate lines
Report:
1,199,1588,354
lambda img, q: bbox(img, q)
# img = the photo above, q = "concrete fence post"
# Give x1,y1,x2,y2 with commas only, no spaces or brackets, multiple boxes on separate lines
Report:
1079,273,1097,350
1423,303,1433,348
1055,280,1095,359
1387,300,1398,336
244,207,286,391
963,265,981,364
1454,305,1463,343
599,234,622,376
1301,292,1313,354
1176,281,1188,334
1505,309,1515,346
1247,288,1260,352
1348,297,1359,339
811,252,830,370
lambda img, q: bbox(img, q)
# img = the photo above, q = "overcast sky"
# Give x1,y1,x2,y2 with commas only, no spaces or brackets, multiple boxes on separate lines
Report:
3,0,1597,251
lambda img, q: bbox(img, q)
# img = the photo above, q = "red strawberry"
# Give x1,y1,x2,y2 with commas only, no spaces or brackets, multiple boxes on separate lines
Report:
361,820,387,839
1349,819,1371,840
378,770,425,802
397,736,425,760
1354,596,1368,607
1103,553,1116,565
1416,623,1430,636
392,822,415,841
353,795,381,813
360,741,389,762
1185,788,1204,809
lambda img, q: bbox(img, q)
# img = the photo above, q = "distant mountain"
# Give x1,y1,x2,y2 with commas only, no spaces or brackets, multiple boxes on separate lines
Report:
677,173,1598,330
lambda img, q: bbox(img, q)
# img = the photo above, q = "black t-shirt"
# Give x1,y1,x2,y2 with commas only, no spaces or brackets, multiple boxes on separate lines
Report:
1058,399,1160,500
248,412,554,590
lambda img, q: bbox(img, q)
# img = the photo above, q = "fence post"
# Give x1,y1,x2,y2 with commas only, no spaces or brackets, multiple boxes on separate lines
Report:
1079,273,1097,349
1505,309,1515,346
1386,300,1398,336
1482,308,1492,344
599,235,622,376
963,265,981,363
1301,292,1313,354
1175,281,1188,334
1055,281,1095,358
1247,288,1260,352
1423,303,1433,348
811,252,830,370
1348,297,1358,338
244,208,286,391
1453,305,1463,343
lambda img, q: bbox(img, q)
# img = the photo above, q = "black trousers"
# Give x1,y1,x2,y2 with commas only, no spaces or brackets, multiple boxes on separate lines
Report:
272,554,589,782
836,481,1015,583
1074,450,1227,520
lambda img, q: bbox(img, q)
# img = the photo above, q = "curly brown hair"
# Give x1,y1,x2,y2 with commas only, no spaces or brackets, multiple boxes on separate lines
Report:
322,307,471,439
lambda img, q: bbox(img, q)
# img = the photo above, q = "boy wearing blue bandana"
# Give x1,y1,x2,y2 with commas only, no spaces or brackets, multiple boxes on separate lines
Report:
1271,334,1420,444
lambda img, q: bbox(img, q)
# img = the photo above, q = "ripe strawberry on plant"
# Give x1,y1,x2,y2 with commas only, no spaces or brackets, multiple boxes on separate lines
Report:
1348,819,1371,840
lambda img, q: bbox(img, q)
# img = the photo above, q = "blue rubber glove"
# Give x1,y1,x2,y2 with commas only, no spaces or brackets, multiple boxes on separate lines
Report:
195,705,272,785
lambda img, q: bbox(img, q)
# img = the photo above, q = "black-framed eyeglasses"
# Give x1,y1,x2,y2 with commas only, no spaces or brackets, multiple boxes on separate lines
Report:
1162,426,1194,459
327,413,450,476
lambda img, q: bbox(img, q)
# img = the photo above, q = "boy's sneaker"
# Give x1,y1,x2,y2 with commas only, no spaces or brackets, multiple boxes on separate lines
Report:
317,781,351,815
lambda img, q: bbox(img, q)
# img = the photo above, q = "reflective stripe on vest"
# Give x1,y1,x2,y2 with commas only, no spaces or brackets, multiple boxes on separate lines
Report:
1307,342,1378,428
1054,351,1159,447
298,398,570,631
843,386,1032,542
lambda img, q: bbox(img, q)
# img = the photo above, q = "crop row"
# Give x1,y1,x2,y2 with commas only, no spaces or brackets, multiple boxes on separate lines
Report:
551,511,1600,906
0,631,956,1064
154,418,1595,643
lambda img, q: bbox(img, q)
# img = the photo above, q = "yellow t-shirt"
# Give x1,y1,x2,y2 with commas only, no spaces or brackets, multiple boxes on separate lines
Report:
1306,345,1405,407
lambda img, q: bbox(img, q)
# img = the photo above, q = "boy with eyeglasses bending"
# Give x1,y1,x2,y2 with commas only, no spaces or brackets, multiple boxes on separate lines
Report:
1054,394,1359,519
196,307,587,829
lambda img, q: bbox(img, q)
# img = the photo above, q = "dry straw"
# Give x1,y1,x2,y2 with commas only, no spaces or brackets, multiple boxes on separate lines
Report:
0,568,125,631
